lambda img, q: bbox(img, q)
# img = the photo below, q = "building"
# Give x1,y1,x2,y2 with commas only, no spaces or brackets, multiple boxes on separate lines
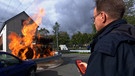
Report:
0,11,35,52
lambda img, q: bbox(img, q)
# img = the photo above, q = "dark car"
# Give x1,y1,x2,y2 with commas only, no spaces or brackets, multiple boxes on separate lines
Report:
0,52,37,76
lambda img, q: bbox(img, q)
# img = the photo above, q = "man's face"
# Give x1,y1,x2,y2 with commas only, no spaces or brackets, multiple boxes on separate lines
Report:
93,7,105,31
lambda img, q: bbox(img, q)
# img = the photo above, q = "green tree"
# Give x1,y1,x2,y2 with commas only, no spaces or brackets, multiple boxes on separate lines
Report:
38,28,49,35
71,31,87,49
53,22,60,50
124,15,135,25
58,31,70,46
92,24,97,34
124,0,135,25
71,32,95,49
81,33,88,44
124,0,135,15
53,22,60,34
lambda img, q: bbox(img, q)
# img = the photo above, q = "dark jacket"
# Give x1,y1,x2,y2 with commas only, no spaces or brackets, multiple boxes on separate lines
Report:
84,19,135,76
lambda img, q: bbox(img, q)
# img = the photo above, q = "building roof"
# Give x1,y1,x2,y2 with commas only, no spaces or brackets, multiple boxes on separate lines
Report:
0,11,31,33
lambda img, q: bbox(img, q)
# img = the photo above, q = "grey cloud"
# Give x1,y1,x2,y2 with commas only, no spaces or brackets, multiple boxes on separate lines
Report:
0,0,26,21
0,0,95,36
54,0,95,35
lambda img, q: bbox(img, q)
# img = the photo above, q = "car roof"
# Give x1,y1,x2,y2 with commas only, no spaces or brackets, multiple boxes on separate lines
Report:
0,52,11,54
0,52,20,60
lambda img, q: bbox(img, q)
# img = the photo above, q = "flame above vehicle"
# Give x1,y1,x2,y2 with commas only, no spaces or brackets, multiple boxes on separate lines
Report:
8,9,55,60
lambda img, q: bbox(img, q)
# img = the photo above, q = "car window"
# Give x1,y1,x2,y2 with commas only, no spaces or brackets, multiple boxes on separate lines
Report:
0,53,20,67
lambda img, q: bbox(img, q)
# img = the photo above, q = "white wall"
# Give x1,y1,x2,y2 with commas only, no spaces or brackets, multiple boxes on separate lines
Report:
0,24,7,52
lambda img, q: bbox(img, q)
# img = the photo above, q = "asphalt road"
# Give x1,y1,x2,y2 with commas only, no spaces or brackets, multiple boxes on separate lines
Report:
36,53,90,76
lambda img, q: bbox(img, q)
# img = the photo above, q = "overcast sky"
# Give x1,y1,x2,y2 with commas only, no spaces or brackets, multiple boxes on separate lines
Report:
0,0,95,35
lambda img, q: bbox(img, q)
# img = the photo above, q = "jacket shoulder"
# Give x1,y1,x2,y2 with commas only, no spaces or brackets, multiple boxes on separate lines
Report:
94,33,121,56
94,24,135,56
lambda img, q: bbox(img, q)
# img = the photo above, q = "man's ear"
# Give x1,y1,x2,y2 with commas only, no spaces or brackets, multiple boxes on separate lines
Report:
100,12,107,23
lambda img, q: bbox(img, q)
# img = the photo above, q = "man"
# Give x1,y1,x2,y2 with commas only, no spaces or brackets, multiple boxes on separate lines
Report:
80,0,135,76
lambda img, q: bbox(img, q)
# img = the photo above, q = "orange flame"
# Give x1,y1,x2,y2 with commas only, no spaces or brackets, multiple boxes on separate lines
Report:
8,8,55,60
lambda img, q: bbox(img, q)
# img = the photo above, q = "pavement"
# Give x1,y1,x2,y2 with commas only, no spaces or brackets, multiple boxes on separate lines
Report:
35,53,90,76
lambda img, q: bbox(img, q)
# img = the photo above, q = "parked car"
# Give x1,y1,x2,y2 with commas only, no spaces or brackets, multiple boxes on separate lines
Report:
0,52,37,76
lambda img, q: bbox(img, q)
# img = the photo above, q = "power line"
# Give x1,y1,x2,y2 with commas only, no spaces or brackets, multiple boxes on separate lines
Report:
1,0,12,21
15,1,23,12
2,0,35,20
8,0,23,19
5,0,12,15
24,0,35,11
11,0,23,16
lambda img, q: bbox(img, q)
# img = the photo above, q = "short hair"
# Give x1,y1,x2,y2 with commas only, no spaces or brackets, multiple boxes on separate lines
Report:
95,0,125,19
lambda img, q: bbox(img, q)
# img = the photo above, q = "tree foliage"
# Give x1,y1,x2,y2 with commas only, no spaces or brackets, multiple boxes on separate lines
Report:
53,22,60,34
38,28,49,35
124,0,135,15
52,22,60,49
58,31,70,45
124,0,135,25
124,15,135,25
71,31,94,48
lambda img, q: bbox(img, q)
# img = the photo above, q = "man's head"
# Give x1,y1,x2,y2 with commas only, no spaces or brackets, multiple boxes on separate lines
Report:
93,0,125,31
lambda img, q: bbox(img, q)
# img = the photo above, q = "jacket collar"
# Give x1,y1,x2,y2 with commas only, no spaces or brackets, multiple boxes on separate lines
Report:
90,19,127,53
95,19,127,39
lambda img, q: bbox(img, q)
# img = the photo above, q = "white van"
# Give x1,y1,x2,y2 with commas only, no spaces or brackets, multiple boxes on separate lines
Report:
59,45,68,50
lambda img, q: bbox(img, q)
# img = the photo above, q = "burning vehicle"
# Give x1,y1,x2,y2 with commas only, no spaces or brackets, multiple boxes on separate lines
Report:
9,33,55,60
